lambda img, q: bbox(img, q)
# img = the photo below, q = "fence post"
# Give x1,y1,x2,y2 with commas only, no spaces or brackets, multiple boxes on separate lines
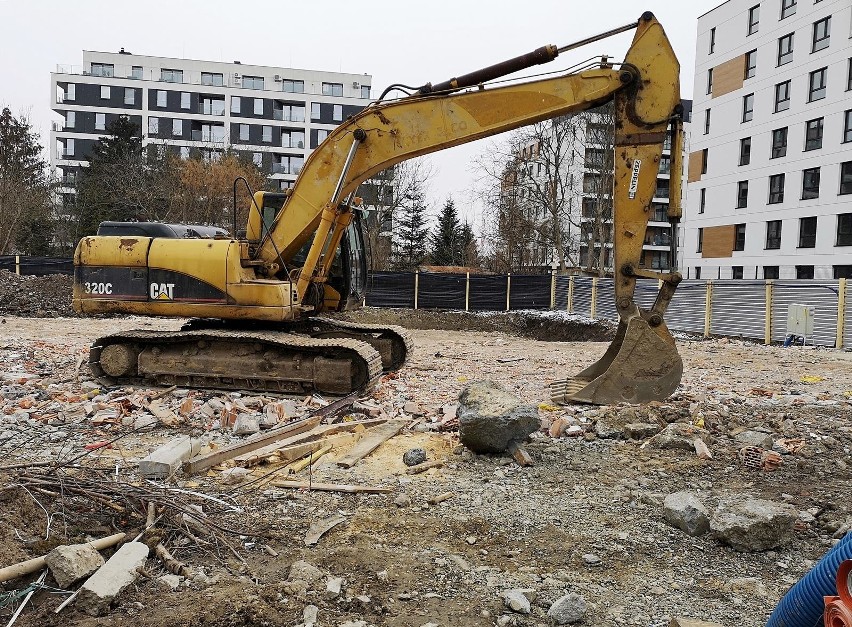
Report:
567,275,574,312
549,269,556,310
506,273,511,311
764,280,773,345
590,277,598,319
465,272,470,312
838,278,848,349
15,255,21,276
704,280,713,338
414,270,419,310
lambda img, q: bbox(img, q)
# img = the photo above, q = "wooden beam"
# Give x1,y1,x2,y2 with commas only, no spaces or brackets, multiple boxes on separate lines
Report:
270,480,391,494
336,420,407,469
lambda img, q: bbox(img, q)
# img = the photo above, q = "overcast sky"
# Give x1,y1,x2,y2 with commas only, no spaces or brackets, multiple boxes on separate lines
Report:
1,0,720,225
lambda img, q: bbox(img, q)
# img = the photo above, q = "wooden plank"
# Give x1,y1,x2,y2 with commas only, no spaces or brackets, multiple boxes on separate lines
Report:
702,224,735,259
270,480,392,494
336,420,407,469
427,491,455,505
405,460,444,475
712,54,745,98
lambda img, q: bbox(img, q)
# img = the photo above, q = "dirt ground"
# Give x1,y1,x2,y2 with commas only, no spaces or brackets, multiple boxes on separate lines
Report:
1,310,852,627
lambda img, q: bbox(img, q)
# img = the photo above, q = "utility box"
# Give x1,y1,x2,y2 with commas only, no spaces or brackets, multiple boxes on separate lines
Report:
786,303,814,338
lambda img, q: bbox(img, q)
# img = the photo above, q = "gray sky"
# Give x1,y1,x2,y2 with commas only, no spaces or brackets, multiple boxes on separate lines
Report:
1,0,720,224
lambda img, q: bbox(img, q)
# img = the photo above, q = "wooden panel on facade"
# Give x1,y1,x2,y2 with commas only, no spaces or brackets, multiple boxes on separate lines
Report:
687,151,703,183
702,225,735,258
712,55,745,98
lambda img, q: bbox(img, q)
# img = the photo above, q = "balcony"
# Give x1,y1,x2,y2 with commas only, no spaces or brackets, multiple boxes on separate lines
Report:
191,130,225,143
273,109,306,122
197,102,226,116
272,162,303,175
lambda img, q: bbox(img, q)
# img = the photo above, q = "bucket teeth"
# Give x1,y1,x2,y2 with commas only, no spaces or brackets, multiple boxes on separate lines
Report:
550,378,590,403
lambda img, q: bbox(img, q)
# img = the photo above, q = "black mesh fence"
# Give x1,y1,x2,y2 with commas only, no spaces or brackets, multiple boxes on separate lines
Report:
364,272,416,308
417,273,466,310
509,274,552,310
0,256,74,276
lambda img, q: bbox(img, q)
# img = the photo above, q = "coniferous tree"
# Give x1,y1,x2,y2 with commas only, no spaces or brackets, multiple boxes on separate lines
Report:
393,181,429,270
459,221,479,268
429,197,462,266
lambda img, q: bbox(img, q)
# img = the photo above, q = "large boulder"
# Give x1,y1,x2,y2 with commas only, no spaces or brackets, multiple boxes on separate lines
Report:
663,491,710,537
458,381,539,454
710,497,797,551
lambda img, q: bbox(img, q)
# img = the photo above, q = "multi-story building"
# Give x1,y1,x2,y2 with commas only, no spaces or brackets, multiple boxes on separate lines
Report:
685,0,852,280
50,49,372,201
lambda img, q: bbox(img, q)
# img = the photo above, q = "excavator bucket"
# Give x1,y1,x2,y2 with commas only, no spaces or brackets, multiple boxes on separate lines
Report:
550,315,683,405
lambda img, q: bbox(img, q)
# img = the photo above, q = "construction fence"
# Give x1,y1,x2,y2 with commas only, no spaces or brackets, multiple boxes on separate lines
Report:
366,272,850,349
0,255,74,276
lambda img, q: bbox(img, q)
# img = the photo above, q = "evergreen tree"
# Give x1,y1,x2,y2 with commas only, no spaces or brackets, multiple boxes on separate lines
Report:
429,197,462,266
459,221,479,268
0,107,55,254
393,181,429,270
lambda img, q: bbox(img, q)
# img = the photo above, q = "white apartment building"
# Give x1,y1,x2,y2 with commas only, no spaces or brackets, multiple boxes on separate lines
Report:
50,49,372,200
685,0,852,280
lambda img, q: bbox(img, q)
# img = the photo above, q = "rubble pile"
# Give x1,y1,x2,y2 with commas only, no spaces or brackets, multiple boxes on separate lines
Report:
0,315,851,626
0,270,75,318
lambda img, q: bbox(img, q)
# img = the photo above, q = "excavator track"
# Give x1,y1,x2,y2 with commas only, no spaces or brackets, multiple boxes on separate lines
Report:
308,318,413,371
89,329,383,396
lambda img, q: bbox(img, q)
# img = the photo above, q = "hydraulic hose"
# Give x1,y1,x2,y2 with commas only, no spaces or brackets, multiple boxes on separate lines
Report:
766,531,852,626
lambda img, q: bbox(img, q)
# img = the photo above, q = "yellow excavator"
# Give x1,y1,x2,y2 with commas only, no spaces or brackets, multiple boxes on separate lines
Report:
73,11,684,404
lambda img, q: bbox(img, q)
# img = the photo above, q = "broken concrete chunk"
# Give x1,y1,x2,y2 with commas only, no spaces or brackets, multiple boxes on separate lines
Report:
623,422,662,440
220,466,250,485
45,543,105,589
325,576,343,599
288,560,324,585
548,592,588,624
647,423,710,451
458,380,539,454
77,541,150,616
232,414,260,435
735,430,775,450
138,436,203,479
663,491,711,537
711,496,797,552
501,588,531,614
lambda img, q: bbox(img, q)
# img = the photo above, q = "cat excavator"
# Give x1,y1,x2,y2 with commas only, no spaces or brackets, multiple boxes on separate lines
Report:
73,11,684,404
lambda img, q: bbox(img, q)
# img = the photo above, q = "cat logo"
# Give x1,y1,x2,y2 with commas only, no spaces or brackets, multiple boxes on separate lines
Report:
149,282,175,300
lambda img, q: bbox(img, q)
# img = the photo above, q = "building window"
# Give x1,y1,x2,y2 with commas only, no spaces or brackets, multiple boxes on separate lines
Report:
695,266,702,280
322,82,343,97
808,67,827,101
812,16,831,52
742,94,754,122
704,109,711,134
311,102,321,120
802,167,820,199
254,98,263,115
317,129,329,145
160,68,183,83
242,75,264,90
66,111,75,128
745,50,757,79
252,152,262,167
172,119,182,136
706,68,713,94
91,62,114,77
748,4,760,34
732,266,744,279
148,117,159,135
739,137,751,165
231,96,240,114
65,83,75,101
701,148,708,174
239,124,249,141
799,216,817,247
764,266,779,280
835,266,852,279
282,79,304,93
100,85,110,99
771,127,788,158
734,224,746,251
769,173,785,203
699,188,706,214
278,104,305,122
131,65,142,79
155,90,166,107
179,146,190,160
844,110,852,143
774,80,791,111
180,92,190,110
697,228,703,253
796,265,814,279
804,117,823,151
841,162,852,195
780,0,796,19
282,130,305,149
709,27,716,53
360,85,371,99
737,180,749,208
766,220,782,249
777,33,794,65
262,126,272,143
333,104,343,122
95,113,105,131
65,138,74,157
848,58,852,91
837,213,852,245
201,72,223,86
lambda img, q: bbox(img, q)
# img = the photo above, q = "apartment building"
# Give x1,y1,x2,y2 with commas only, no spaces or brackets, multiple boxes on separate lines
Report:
685,0,852,280
50,49,372,200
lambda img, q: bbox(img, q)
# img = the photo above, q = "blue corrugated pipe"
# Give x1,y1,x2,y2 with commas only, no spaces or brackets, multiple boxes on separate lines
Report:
766,532,852,626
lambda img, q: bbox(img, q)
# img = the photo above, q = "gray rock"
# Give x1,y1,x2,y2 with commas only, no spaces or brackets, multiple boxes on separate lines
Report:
45,543,105,589
303,604,319,624
594,416,624,439
582,553,601,565
623,422,663,440
548,592,588,624
735,430,775,449
77,542,149,616
289,560,324,585
394,493,412,507
232,414,260,435
647,423,710,451
458,381,539,454
403,448,427,466
325,577,343,599
711,497,798,551
158,574,182,590
502,589,531,614
663,491,711,536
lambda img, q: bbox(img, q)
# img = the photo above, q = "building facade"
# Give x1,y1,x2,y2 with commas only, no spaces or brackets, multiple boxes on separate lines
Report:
685,0,852,280
50,50,372,200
